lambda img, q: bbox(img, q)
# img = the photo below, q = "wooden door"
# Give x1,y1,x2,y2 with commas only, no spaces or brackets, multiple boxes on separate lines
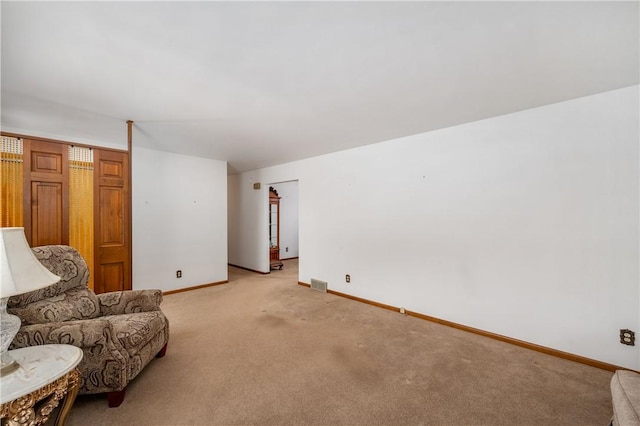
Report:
94,149,131,293
23,139,69,246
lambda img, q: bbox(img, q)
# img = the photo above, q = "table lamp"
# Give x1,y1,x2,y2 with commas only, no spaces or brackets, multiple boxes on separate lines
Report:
0,227,60,376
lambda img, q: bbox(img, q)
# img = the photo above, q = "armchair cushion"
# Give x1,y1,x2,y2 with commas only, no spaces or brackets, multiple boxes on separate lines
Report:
9,286,100,325
12,319,119,348
107,311,168,357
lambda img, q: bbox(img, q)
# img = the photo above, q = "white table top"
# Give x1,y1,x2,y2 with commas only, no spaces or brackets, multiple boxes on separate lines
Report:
0,344,83,404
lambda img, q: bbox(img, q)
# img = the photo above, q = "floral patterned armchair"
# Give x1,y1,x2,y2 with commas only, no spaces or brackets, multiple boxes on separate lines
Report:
7,245,169,407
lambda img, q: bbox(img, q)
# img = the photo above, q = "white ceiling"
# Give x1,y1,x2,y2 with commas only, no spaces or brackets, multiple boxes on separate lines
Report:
1,1,638,174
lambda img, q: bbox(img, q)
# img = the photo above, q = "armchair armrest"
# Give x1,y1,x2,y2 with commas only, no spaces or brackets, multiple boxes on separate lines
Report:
11,319,131,396
97,290,163,316
10,319,119,349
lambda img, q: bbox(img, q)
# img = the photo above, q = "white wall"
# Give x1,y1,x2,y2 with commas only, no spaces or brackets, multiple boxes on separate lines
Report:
271,181,299,259
0,92,128,151
228,176,269,271
133,146,228,292
228,86,640,370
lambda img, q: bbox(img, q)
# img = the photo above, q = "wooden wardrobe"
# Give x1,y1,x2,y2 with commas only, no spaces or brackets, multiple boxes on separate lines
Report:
2,134,132,293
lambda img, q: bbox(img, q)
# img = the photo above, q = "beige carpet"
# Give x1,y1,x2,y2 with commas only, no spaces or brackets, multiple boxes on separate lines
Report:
64,259,613,425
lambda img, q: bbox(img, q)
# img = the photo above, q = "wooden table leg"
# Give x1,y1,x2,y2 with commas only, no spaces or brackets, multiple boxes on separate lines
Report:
54,369,80,426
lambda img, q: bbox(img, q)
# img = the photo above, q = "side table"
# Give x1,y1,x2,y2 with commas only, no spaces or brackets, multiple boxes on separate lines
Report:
0,344,83,426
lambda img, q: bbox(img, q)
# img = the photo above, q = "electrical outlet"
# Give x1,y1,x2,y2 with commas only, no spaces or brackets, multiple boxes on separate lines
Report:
286,247,289,252
176,270,182,278
620,329,635,346
345,274,350,283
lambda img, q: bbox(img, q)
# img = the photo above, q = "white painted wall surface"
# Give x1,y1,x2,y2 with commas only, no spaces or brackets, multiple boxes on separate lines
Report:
228,176,270,272
271,181,299,259
1,92,128,151
227,86,640,370
133,147,228,292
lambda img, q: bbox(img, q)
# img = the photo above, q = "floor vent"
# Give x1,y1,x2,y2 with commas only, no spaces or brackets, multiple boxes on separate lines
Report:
310,278,327,293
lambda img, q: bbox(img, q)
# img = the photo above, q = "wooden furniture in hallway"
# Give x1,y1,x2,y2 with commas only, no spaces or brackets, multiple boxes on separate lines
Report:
269,187,283,271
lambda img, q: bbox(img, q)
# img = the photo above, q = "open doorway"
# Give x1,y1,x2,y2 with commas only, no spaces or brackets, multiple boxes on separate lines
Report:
268,180,299,272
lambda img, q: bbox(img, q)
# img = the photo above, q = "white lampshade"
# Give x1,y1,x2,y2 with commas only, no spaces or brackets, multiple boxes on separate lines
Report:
0,227,60,298
1,227,61,375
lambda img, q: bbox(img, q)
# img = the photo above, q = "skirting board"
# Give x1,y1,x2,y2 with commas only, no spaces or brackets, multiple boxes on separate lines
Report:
228,264,269,274
164,280,228,295
298,281,634,373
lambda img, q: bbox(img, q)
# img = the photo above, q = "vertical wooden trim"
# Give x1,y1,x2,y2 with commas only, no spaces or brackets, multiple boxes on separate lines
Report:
23,139,34,245
127,120,133,290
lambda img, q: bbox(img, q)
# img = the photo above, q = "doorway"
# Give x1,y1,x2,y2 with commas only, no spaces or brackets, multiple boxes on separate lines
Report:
267,180,299,272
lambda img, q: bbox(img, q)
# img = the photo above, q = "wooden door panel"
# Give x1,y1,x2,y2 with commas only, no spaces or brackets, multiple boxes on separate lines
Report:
99,160,123,179
99,187,123,245
31,182,63,246
23,139,69,247
94,149,130,294
31,151,63,174
100,263,125,293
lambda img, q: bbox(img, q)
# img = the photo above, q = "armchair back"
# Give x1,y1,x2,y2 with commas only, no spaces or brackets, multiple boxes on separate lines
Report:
8,245,90,308
7,246,100,325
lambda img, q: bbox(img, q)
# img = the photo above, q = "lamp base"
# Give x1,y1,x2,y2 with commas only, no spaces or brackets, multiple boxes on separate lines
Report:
0,297,21,376
1,352,19,376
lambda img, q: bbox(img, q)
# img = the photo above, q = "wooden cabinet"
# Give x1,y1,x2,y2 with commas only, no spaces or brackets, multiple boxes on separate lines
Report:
269,187,283,271
4,133,131,293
